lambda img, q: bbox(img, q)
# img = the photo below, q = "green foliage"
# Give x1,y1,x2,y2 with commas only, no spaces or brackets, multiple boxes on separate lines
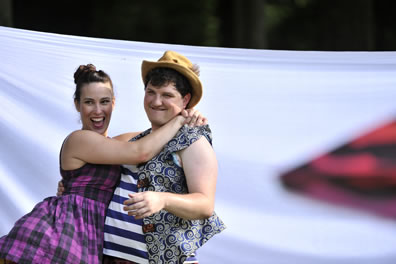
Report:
90,0,220,46
9,0,396,50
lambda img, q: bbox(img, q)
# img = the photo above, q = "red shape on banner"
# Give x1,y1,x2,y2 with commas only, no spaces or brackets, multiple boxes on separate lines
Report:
280,120,396,218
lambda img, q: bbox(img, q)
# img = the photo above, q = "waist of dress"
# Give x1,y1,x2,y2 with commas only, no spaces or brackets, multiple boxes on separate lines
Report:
63,187,114,204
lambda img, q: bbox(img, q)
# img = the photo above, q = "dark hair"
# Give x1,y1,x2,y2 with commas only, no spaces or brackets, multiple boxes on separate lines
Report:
144,67,192,97
73,64,114,103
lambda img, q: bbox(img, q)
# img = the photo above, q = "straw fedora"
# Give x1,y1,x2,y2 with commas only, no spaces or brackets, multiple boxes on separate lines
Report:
141,51,202,108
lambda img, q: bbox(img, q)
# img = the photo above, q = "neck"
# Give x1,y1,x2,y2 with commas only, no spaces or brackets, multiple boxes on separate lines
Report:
150,125,160,132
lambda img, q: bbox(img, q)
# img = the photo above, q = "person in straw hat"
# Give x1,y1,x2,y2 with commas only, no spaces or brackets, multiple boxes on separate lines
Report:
0,63,206,264
102,50,226,264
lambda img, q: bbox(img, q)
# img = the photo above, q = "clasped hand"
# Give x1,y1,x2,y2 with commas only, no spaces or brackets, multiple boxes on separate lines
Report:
123,191,165,219
180,108,207,127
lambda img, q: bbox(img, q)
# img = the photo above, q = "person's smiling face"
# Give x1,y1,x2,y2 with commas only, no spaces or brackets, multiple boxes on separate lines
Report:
144,81,190,131
75,81,115,136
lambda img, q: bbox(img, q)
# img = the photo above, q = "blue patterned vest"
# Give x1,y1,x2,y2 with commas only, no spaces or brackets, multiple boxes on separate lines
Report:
132,124,226,264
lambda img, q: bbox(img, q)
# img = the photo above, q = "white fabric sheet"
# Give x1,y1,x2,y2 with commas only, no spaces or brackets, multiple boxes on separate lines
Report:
1,26,396,263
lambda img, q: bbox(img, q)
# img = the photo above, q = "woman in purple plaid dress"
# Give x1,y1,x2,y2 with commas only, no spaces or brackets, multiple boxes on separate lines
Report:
0,64,204,264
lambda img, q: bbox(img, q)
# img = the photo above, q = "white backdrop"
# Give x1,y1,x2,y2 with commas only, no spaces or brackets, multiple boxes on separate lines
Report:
1,26,396,263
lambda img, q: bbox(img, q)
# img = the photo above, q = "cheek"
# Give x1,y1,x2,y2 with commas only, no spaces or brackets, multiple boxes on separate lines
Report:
144,94,155,103
169,99,185,109
79,107,90,118
104,105,114,116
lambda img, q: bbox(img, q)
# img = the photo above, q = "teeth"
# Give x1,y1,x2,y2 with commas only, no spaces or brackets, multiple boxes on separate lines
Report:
92,117,104,122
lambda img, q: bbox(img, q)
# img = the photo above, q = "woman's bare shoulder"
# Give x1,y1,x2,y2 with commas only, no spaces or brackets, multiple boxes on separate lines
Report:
113,132,141,142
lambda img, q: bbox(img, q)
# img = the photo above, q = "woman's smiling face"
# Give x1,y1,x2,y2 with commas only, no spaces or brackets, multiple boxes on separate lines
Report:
75,81,115,137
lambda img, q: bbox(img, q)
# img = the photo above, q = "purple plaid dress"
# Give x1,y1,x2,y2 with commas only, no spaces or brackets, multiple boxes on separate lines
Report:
0,162,121,264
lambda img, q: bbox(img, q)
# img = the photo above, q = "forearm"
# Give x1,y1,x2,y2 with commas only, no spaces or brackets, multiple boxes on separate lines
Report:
133,116,183,162
161,192,214,220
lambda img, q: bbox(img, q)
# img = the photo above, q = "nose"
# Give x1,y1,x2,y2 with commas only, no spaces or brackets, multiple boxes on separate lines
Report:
151,94,162,106
93,103,102,114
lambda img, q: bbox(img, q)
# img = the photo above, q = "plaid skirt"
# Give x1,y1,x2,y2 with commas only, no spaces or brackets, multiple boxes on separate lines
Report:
0,194,108,264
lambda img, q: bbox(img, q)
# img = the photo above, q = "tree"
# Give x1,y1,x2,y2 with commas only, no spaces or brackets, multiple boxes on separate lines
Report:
0,0,13,27
217,0,267,49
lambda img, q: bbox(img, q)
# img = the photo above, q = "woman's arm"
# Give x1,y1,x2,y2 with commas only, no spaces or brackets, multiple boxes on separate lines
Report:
113,108,208,143
113,132,141,142
123,136,217,220
61,115,186,169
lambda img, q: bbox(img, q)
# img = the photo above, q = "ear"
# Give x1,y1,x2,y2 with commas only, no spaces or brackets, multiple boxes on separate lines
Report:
112,97,116,109
74,99,80,112
182,93,191,109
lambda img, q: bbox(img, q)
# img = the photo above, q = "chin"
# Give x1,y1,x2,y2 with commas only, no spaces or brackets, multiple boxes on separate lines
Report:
92,126,107,135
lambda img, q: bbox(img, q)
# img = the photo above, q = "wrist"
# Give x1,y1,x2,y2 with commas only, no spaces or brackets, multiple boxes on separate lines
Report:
161,192,170,211
174,115,185,126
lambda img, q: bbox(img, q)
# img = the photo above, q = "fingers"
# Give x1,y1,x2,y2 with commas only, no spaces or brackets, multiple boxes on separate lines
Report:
122,192,162,219
123,199,150,219
181,108,208,127
56,188,64,196
123,193,139,206
56,180,65,197
186,109,207,127
180,109,188,118
181,109,194,125
195,116,208,126
123,194,144,214
133,211,151,219
126,207,150,219
184,108,196,116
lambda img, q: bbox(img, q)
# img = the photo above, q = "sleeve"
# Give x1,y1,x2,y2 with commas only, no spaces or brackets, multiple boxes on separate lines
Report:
164,124,212,154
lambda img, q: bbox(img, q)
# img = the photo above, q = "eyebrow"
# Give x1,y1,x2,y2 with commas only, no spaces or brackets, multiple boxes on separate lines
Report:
82,96,112,100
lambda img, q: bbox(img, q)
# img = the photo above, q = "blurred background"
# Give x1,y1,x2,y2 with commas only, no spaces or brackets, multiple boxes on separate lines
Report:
1,0,396,51
2,1,396,263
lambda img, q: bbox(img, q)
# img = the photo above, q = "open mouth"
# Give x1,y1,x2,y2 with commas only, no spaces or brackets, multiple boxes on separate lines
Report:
91,117,105,128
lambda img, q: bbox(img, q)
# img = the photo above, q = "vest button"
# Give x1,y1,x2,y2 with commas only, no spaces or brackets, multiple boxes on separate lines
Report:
143,223,155,233
137,178,149,188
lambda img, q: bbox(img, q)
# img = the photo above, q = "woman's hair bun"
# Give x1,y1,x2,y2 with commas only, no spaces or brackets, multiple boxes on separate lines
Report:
74,64,97,84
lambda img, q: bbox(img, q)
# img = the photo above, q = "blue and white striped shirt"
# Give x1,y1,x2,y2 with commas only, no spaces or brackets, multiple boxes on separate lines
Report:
103,164,148,263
